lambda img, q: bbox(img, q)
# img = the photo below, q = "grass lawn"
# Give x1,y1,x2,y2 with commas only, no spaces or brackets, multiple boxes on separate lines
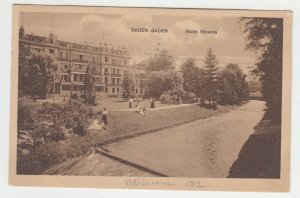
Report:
93,97,169,111
17,102,245,175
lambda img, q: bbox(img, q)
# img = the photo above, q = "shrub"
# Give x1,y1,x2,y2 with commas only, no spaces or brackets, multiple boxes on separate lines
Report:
160,92,180,105
182,91,196,103
70,93,79,100
170,94,179,104
18,103,36,130
72,115,88,136
160,93,170,104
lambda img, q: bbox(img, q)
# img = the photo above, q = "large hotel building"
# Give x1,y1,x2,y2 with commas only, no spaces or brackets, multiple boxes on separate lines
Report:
19,25,147,98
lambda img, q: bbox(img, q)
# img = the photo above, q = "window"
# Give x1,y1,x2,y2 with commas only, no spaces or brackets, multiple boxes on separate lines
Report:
79,75,84,82
105,57,109,62
96,86,102,92
63,75,69,82
105,77,108,84
105,68,108,73
112,88,115,93
124,60,127,65
136,89,138,93
105,88,108,93
73,85,78,91
117,79,120,85
117,88,119,93
140,89,143,94
49,49,54,54
74,74,79,81
64,65,68,70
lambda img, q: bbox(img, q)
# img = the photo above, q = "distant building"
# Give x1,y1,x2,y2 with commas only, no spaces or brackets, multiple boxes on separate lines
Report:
19,25,147,98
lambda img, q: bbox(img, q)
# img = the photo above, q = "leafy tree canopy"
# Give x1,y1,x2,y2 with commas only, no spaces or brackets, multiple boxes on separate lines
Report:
180,58,205,97
147,50,175,71
242,17,283,122
145,70,183,99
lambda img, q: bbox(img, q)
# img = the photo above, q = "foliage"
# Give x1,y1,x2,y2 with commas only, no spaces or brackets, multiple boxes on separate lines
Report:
17,101,94,148
72,115,88,136
18,101,36,130
181,91,197,103
218,64,249,104
17,102,239,175
26,53,60,99
145,70,183,99
147,50,175,71
248,79,262,94
202,48,219,102
121,71,134,100
160,92,179,105
70,93,79,100
241,17,283,123
83,66,97,105
18,42,30,97
180,58,205,97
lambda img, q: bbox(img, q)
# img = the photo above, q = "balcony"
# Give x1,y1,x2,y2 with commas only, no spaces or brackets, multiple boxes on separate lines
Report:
112,73,121,77
104,72,110,76
72,68,86,73
58,57,70,62
72,59,89,63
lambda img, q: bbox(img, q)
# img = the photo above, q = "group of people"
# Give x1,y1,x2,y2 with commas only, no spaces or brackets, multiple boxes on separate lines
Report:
88,107,108,130
88,98,157,131
128,98,155,109
129,98,156,116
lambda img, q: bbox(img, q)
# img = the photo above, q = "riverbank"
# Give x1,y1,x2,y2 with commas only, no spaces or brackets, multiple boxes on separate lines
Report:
227,112,281,178
17,102,244,175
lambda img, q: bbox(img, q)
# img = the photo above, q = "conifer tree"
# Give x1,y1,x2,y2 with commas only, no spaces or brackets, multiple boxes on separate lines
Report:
202,48,219,103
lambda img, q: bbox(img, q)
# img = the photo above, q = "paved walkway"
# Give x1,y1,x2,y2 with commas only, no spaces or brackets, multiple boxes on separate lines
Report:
94,103,200,112
101,100,266,177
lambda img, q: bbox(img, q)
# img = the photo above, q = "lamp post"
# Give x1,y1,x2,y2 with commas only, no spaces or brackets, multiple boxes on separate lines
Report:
53,71,55,103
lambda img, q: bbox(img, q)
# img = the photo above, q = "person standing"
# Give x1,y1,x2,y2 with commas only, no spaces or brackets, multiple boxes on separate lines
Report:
150,98,155,108
101,108,108,130
142,106,147,116
129,98,133,108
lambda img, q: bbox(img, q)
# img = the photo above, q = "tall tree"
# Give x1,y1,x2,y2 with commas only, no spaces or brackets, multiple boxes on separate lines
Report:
202,48,219,102
83,65,96,105
242,18,283,122
218,63,249,104
121,71,134,100
180,58,205,97
27,53,59,99
28,63,41,100
145,70,183,99
18,42,30,97
147,50,175,71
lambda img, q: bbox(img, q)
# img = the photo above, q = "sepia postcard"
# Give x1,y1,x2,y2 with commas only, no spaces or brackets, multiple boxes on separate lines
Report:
10,5,292,192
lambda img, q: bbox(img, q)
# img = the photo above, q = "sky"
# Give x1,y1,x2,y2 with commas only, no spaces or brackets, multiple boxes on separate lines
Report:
20,12,258,74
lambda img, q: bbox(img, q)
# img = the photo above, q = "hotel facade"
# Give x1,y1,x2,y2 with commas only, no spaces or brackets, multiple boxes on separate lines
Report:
19,26,147,98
